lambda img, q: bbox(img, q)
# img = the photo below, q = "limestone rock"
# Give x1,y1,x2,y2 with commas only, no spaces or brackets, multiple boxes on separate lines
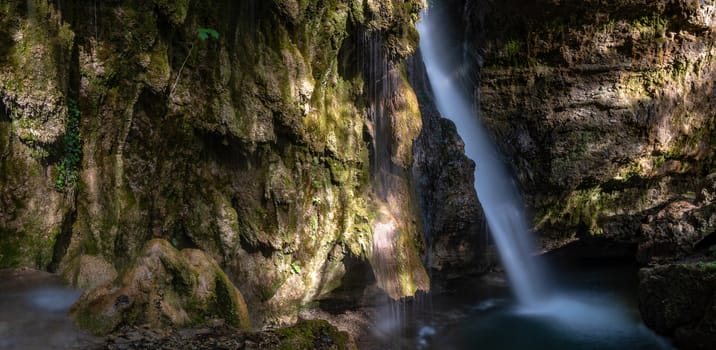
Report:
70,239,250,335
639,262,716,350
410,54,491,280
446,0,716,249
62,255,119,290
637,175,716,263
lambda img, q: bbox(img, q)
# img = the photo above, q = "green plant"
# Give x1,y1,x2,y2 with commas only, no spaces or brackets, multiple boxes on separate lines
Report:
55,99,82,192
290,262,301,274
634,15,667,41
196,28,219,41
503,39,525,66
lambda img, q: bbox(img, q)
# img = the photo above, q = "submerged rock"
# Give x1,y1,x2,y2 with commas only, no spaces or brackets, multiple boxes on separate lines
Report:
70,239,250,335
639,262,716,350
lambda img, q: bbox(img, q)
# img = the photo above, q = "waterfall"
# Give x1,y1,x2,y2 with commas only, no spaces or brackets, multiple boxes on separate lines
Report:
417,10,545,306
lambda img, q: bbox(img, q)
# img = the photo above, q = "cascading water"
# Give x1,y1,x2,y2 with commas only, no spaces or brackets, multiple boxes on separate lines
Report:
417,9,544,307
413,5,673,349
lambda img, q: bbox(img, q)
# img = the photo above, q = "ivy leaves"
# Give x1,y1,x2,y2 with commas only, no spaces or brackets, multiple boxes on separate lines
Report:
55,99,82,192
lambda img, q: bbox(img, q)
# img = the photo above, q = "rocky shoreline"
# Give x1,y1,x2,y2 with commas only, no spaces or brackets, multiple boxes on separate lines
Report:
91,319,357,350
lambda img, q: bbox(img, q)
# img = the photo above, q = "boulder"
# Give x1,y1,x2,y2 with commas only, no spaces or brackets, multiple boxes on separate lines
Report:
639,262,716,350
70,239,250,335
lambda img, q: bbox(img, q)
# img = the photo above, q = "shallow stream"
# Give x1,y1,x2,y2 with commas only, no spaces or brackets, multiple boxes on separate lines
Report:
0,269,98,350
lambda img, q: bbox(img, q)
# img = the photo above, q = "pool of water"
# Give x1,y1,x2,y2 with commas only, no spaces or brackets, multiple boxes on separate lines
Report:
378,262,674,350
0,269,99,350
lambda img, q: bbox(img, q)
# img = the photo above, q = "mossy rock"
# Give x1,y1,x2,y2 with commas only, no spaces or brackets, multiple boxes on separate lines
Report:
639,261,716,349
70,239,251,335
276,319,357,350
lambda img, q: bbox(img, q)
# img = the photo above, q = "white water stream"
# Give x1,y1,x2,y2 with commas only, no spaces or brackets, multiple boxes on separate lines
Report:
417,10,544,306
414,7,673,349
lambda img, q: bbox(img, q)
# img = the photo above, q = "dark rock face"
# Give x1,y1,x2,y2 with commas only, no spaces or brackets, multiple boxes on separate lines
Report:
457,0,716,252
639,262,716,350
446,1,716,345
410,54,492,279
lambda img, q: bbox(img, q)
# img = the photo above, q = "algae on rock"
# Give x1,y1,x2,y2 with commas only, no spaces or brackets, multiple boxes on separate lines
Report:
70,239,251,335
1,0,432,328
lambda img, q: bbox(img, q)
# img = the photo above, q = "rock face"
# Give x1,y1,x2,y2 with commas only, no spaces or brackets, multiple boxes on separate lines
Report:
0,0,435,327
70,239,251,335
410,54,492,279
639,262,716,350
449,0,716,258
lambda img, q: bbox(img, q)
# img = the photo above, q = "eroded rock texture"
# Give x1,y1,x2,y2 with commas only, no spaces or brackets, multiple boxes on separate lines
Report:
70,239,251,335
451,0,716,259
410,53,492,279
0,0,435,327
639,262,716,350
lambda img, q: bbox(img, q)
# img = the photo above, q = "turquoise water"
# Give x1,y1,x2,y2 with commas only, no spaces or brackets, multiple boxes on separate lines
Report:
408,263,673,350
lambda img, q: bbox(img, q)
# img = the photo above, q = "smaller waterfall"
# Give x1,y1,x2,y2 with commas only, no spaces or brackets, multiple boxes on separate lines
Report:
417,10,545,306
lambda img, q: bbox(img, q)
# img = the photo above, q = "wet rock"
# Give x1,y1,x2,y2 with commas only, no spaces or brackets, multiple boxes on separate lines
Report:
62,255,119,289
410,53,492,280
637,176,716,263
639,262,716,350
1,0,430,325
70,239,250,335
91,319,356,350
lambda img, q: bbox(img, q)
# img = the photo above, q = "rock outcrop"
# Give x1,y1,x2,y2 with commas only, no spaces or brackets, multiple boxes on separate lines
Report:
70,239,251,335
456,0,716,255
410,53,492,279
452,1,716,346
639,261,716,350
0,0,435,327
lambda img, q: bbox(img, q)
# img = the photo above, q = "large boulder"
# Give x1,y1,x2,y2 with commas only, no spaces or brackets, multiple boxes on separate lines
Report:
639,262,716,350
637,175,716,263
70,239,250,335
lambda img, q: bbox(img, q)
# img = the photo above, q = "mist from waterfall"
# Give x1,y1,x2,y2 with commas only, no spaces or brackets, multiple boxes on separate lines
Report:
417,9,545,306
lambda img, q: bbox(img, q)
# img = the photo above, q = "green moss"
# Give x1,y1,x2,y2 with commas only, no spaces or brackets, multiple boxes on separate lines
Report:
153,0,189,25
211,273,251,330
160,255,198,296
55,99,82,192
212,275,240,326
74,308,122,336
276,319,357,350
536,186,622,235
0,229,21,268
633,14,668,41
0,216,64,269
327,158,350,184
696,261,716,270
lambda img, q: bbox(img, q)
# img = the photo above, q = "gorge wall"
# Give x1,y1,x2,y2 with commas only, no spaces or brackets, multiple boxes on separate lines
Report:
447,1,716,347
0,0,481,329
451,0,716,262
